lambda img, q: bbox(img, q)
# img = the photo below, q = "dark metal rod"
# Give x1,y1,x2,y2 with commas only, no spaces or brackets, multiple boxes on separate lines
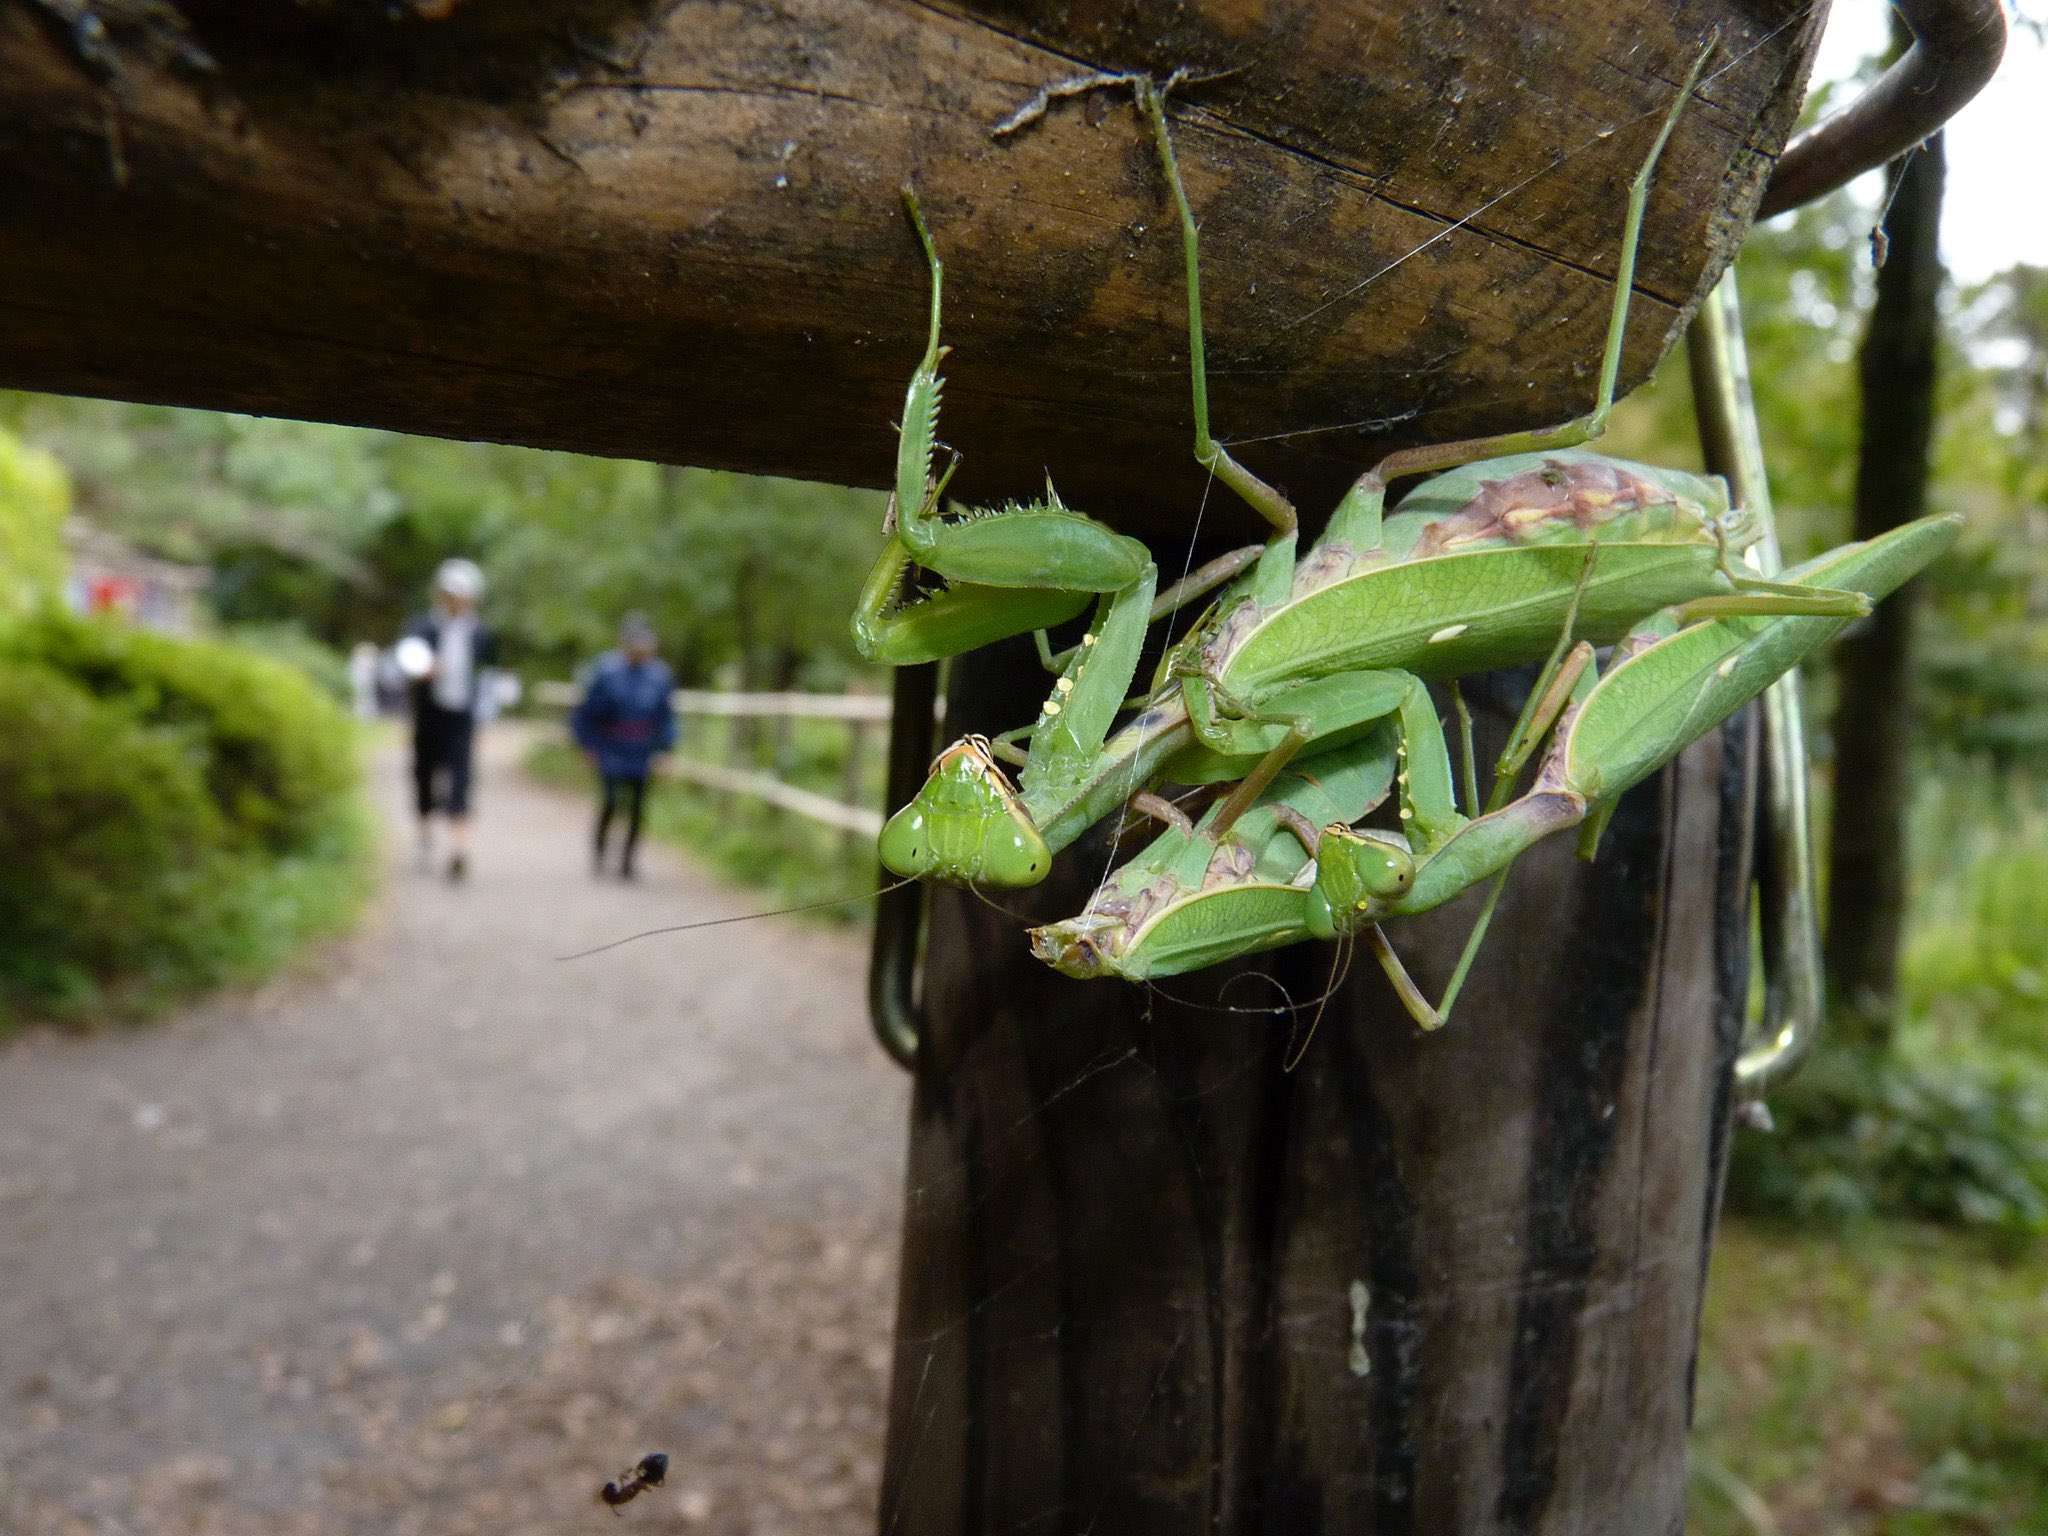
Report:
868,662,936,1069
1687,275,1826,1097
1760,0,2005,218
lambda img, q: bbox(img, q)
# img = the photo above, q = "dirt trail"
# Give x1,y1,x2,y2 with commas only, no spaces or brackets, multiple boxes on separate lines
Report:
0,727,908,1535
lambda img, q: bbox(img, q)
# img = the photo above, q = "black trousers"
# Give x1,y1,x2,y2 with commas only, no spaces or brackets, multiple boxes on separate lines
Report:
413,704,476,817
596,774,649,870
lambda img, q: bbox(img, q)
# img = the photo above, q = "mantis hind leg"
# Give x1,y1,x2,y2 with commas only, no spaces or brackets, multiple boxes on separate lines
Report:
1135,81,1297,543
1358,39,1716,492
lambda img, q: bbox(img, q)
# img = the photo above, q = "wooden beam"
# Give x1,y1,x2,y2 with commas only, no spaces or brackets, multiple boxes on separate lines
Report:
0,0,1823,534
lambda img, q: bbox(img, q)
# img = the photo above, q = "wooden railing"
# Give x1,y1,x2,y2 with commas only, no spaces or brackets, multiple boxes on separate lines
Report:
530,680,916,839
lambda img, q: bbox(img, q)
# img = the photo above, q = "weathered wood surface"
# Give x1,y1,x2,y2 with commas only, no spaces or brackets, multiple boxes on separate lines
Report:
885,644,1755,1534
0,0,1823,533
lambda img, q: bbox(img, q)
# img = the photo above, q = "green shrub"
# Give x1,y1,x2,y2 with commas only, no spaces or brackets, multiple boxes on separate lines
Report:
0,608,356,852
0,427,69,620
1903,771,2048,1058
0,663,240,1017
0,615,371,1026
1727,1044,2048,1249
222,620,357,705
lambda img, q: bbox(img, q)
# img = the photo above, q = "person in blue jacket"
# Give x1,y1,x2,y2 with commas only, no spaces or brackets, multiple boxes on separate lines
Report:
572,613,677,880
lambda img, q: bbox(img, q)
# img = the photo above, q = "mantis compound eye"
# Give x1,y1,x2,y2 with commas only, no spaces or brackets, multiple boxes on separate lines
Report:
977,820,1052,887
1345,830,1416,900
878,802,938,878
1311,826,1417,935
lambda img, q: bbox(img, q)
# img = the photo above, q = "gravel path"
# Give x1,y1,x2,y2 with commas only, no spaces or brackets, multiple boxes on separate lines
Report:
0,727,908,1535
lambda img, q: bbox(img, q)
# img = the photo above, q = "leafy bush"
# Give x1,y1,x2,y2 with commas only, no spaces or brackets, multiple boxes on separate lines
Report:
1731,762,2048,1247
0,607,356,853
1904,771,2048,1058
1727,1044,2048,1249
0,426,70,619
222,620,358,705
0,615,370,1025
0,663,233,1016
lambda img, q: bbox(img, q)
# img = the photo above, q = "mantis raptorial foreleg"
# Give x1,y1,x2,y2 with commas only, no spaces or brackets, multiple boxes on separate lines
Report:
1327,551,1602,1027
849,188,1158,670
1036,542,1265,676
866,161,1296,885
1028,723,1404,980
1181,667,1467,853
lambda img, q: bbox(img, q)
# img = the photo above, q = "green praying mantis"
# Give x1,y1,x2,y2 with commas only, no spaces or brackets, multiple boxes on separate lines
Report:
850,44,1959,1027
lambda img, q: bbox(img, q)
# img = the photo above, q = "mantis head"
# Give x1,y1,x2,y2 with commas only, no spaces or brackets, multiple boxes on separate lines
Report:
1305,825,1416,940
878,736,1053,888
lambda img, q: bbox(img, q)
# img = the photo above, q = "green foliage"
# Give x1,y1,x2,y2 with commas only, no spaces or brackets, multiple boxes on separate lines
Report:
1727,1045,2048,1246
5,394,889,697
1903,770,2048,1056
222,621,358,704
487,462,881,685
1733,765,2048,1245
0,649,371,1025
0,608,356,853
0,425,70,619
0,661,233,1015
3,396,397,575
1599,136,2048,1237
0,609,370,1025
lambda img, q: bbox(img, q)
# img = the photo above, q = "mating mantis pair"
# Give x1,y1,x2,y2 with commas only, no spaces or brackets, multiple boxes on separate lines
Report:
850,45,1958,1026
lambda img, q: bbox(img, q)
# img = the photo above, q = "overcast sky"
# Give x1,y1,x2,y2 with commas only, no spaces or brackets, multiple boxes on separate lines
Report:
1811,3,2046,283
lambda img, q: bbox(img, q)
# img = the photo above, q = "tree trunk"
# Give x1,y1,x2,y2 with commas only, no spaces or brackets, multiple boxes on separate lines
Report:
0,0,1822,536
1824,88,1946,1038
882,641,1757,1535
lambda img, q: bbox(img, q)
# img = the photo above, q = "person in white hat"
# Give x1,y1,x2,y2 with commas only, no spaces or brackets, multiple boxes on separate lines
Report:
398,558,497,882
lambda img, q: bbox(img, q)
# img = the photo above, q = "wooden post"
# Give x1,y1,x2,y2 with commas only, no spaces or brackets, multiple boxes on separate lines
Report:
881,639,1754,1534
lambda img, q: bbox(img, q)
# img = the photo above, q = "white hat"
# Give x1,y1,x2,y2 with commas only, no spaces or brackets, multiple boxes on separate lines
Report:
434,558,485,601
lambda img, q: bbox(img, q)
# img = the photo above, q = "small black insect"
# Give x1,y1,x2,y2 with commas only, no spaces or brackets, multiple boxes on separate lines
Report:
598,1451,668,1512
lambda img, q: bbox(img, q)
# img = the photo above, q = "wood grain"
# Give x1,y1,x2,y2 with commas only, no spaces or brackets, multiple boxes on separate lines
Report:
0,0,1824,533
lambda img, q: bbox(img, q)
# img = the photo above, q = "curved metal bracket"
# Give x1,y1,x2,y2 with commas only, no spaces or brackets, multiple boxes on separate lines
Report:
1687,275,1826,1098
1760,0,2006,219
868,662,935,1070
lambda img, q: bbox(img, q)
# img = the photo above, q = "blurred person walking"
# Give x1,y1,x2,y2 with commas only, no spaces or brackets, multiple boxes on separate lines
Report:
572,613,676,881
398,559,498,883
